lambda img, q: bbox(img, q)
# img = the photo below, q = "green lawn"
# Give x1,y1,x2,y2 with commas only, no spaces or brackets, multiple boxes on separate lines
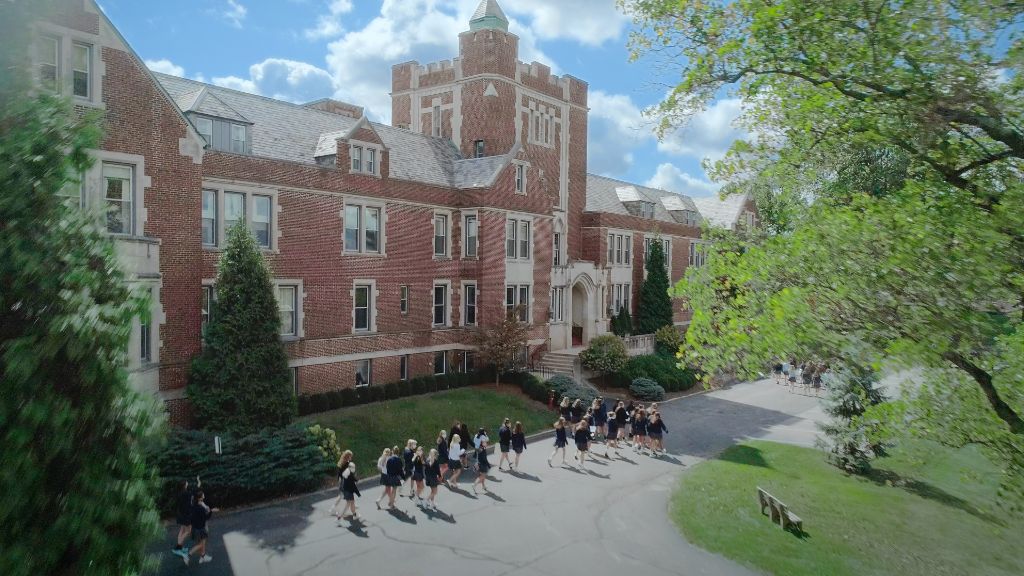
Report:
300,386,556,471
670,440,1023,576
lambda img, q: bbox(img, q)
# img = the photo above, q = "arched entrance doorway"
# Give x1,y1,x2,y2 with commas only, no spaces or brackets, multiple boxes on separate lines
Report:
569,274,596,348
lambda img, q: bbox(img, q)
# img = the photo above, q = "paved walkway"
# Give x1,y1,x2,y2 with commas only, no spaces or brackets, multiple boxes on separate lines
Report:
154,379,823,576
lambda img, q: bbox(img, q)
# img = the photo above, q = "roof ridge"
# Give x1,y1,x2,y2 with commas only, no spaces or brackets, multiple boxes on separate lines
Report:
588,172,693,200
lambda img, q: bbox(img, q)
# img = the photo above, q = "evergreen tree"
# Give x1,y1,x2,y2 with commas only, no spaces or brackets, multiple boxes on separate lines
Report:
817,364,887,474
1,3,160,573
188,222,296,434
637,240,673,334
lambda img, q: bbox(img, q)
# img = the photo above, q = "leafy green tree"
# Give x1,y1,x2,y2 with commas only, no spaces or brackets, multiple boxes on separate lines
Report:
621,0,1024,492
0,3,160,573
474,305,531,385
580,334,629,381
188,222,296,434
637,240,673,334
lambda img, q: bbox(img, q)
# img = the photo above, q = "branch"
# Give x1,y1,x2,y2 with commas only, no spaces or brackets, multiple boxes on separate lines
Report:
943,351,1024,435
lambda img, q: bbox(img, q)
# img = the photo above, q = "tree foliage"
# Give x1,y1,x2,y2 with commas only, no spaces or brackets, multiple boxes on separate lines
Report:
637,240,673,334
611,306,633,336
0,3,160,573
580,334,628,375
817,365,888,474
620,0,1024,499
188,223,296,434
474,305,531,384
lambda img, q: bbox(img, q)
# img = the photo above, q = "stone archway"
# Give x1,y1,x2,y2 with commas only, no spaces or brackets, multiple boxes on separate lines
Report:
569,273,597,348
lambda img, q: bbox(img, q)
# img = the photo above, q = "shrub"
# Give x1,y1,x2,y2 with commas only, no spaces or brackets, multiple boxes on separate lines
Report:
327,390,344,410
615,353,697,392
579,334,628,375
313,393,331,414
340,387,359,407
611,307,632,336
369,386,385,403
630,377,665,401
654,325,682,355
307,424,342,463
546,374,600,405
150,425,334,513
297,395,314,416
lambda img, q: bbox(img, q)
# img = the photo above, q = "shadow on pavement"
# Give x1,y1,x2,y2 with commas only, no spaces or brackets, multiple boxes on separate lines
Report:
386,507,418,524
482,491,506,502
423,507,456,523
508,470,542,482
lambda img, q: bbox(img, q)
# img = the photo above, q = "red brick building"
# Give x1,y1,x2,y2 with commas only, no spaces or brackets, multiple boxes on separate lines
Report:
33,0,757,424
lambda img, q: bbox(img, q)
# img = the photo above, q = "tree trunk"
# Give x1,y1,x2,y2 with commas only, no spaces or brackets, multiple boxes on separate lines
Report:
945,352,1024,435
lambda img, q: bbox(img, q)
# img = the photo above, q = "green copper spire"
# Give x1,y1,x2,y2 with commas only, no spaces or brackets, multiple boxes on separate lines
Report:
469,0,509,32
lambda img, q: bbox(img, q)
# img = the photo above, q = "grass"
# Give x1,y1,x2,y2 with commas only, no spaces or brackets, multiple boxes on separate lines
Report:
299,386,556,471
670,439,1023,576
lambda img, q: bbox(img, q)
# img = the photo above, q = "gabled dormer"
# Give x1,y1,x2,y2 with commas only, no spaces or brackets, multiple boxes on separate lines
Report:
178,87,253,154
615,185,657,219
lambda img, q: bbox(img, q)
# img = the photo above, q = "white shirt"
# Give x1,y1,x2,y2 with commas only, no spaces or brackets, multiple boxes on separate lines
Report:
474,434,489,450
449,445,464,460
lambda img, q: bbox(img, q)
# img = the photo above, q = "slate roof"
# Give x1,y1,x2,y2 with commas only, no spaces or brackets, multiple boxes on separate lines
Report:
690,194,750,229
154,72,471,188
585,174,701,226
471,0,508,23
453,155,509,188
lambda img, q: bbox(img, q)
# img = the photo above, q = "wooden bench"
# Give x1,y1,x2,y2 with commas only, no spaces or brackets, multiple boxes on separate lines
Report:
757,486,803,534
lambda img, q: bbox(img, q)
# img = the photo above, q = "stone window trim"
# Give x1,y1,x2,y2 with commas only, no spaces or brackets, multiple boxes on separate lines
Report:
525,101,558,148
77,150,151,239
505,213,534,261
348,139,383,178
341,197,387,256
274,279,306,341
462,210,479,259
549,285,566,324
432,209,453,260
432,280,452,327
202,181,281,252
354,359,372,388
129,280,163,371
605,228,633,268
461,280,478,327
505,283,532,324
512,160,528,195
399,284,409,315
351,279,379,335
399,355,410,381
32,21,106,109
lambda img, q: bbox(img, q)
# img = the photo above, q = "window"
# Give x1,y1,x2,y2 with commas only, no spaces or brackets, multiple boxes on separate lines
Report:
506,284,530,322
434,214,448,257
433,351,446,375
400,355,409,381
607,233,614,265
354,285,371,331
230,124,246,154
624,283,632,314
553,232,562,266
72,43,90,98
366,148,376,174
432,105,441,137
464,284,477,326
474,140,485,158
103,163,133,234
277,285,297,337
433,284,447,326
639,201,655,219
400,285,408,314
38,36,59,93
550,286,565,321
614,284,623,313
506,286,516,317
624,236,632,264
195,117,213,146
224,192,244,233
202,190,217,246
252,195,271,248
689,242,706,267
344,204,382,254
139,287,152,362
351,145,362,171
518,285,529,322
515,164,525,194
464,214,478,257
506,220,517,258
291,368,299,396
615,235,623,265
519,221,530,259
201,286,214,337
355,359,371,387
644,237,652,261
662,239,672,270
463,352,475,373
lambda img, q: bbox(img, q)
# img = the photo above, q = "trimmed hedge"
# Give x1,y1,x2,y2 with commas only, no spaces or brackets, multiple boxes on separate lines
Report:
546,374,600,405
149,424,336,513
614,353,698,392
297,370,488,416
630,377,666,401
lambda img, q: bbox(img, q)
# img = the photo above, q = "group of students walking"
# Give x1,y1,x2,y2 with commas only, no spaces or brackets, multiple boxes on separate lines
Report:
773,359,828,396
550,397,669,467
171,478,219,566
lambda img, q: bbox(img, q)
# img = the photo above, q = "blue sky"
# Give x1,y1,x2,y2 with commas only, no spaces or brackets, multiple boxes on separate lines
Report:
99,0,745,197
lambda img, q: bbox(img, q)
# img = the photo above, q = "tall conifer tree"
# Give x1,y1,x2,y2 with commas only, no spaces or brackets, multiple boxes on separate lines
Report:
637,240,674,334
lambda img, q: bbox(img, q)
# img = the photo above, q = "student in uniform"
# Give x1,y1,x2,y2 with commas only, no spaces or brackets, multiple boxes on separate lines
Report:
788,358,800,392
632,408,648,454
459,423,471,467
510,421,527,470
182,491,218,566
604,411,622,458
424,448,442,510
497,418,513,471
411,447,426,506
384,446,404,509
338,459,361,523
573,420,592,468
436,430,450,480
559,397,572,422
548,417,568,466
570,399,583,424
171,477,200,560
402,439,418,498
593,397,608,439
647,412,667,455
446,434,465,486
473,434,492,494
375,447,392,509
330,450,354,518
614,401,628,442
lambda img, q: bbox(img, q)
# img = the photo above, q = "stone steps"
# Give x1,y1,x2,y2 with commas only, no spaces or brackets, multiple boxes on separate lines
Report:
540,352,577,377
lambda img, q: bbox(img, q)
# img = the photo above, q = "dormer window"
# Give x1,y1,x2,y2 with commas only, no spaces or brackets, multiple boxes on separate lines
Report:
195,117,213,146
187,114,251,154
474,140,485,158
349,143,380,176
640,202,655,219
351,145,362,171
230,124,247,154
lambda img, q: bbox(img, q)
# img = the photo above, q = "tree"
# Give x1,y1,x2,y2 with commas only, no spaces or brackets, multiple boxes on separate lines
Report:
0,3,160,573
579,334,629,380
637,240,673,334
622,0,1024,496
611,306,633,336
474,305,531,385
817,365,887,474
188,222,296,434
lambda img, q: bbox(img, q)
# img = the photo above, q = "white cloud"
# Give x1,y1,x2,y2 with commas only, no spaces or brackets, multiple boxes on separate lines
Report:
213,59,335,103
145,58,184,76
586,90,654,174
503,0,629,46
645,163,722,197
303,0,354,40
657,98,747,163
222,0,247,29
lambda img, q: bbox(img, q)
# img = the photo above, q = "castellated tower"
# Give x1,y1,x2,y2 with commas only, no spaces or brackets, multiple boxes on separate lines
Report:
390,0,590,259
